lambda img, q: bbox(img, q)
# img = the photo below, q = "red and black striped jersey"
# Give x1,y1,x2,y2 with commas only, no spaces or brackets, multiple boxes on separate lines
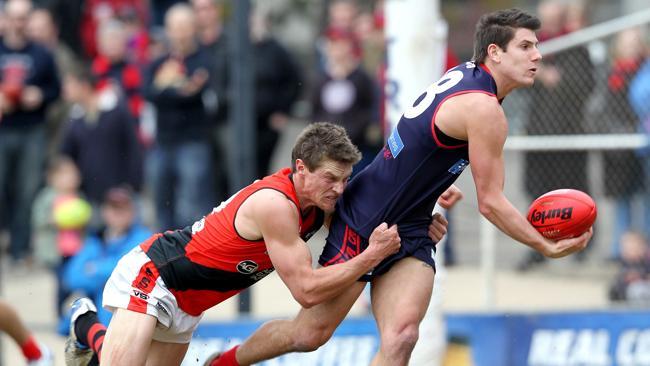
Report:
140,168,324,316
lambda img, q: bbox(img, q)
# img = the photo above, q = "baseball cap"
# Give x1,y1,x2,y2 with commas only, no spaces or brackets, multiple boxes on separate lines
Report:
104,186,133,209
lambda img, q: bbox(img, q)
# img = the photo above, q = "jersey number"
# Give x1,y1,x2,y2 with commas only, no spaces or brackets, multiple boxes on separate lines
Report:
403,69,464,119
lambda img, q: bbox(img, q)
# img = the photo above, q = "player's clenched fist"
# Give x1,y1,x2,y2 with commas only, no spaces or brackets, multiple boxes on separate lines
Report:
366,223,401,265
428,213,448,243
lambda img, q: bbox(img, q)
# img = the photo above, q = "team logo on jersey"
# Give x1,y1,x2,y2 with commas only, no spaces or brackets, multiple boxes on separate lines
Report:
387,127,404,158
237,260,259,274
448,159,469,175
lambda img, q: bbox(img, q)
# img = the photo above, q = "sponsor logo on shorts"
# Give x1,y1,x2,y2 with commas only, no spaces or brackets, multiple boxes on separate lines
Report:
303,230,316,241
237,260,259,274
155,301,169,316
136,276,151,290
133,289,149,300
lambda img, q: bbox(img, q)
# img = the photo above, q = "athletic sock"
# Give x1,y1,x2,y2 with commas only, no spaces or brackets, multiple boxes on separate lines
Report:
209,345,240,366
20,335,42,361
88,354,100,366
74,312,106,360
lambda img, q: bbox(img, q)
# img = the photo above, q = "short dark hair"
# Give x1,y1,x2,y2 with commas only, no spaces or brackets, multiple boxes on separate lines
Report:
65,63,98,88
472,8,541,64
291,122,361,172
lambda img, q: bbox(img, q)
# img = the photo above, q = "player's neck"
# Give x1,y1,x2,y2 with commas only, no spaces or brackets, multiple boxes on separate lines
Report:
484,62,515,99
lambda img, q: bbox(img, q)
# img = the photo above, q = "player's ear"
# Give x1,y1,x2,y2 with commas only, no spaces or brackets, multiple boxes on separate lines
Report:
487,43,501,63
295,159,306,175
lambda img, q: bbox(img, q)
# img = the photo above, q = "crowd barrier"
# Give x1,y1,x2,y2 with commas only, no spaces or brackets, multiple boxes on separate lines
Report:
182,310,650,366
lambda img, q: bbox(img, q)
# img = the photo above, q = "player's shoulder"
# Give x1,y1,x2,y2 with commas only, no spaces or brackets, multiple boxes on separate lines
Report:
248,188,299,216
446,91,501,116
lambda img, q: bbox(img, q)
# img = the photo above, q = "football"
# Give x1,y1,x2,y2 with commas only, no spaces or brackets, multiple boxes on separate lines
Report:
527,189,597,240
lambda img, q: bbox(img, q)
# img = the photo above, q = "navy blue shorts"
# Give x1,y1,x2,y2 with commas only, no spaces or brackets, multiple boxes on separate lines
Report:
318,214,436,282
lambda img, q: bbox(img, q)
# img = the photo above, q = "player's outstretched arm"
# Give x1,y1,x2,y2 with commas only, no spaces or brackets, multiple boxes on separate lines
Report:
254,191,400,308
465,94,591,257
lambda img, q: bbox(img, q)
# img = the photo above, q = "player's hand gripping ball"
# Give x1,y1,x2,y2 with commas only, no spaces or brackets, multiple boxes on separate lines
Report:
53,196,92,229
527,189,597,240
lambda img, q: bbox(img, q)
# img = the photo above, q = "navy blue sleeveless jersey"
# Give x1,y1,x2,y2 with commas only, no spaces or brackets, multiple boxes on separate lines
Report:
339,62,497,239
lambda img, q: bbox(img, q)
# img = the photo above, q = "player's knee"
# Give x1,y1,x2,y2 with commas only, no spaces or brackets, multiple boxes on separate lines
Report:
292,323,335,352
380,323,420,355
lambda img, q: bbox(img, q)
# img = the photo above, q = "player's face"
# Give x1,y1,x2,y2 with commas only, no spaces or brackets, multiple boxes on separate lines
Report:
301,159,353,213
500,28,542,87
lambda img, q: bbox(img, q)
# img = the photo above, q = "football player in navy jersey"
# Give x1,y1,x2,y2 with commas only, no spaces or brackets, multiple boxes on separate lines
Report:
209,8,592,366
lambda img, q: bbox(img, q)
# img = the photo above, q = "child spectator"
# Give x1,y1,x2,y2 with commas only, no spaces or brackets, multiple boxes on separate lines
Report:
609,231,650,304
63,186,152,325
31,155,91,334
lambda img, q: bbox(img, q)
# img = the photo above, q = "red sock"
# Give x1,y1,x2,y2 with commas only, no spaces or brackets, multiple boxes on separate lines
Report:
210,345,240,366
86,323,107,361
20,336,42,361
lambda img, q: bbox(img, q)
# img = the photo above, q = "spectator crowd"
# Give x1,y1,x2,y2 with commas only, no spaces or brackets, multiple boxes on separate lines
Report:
0,0,388,333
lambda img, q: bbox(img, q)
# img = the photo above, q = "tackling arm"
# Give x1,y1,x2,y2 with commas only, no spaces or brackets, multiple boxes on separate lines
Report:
253,191,400,308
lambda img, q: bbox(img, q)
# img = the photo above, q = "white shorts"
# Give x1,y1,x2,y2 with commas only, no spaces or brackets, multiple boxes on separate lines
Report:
102,245,203,343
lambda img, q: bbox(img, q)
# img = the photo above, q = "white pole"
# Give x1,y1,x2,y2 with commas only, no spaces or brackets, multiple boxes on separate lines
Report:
385,1,452,365
480,216,497,309
385,0,447,129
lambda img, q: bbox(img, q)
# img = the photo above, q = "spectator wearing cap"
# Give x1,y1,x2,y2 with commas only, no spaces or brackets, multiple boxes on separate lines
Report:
314,0,360,72
62,186,152,326
309,26,378,175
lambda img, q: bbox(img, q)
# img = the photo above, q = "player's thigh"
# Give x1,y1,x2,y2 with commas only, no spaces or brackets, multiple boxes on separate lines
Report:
294,281,366,338
370,257,435,331
102,308,158,366
145,340,190,366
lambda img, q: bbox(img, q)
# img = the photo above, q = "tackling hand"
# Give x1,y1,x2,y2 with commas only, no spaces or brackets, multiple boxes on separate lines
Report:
428,213,448,243
366,223,401,264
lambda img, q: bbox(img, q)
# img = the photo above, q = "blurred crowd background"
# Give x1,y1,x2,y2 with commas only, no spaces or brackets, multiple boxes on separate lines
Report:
1,0,650,348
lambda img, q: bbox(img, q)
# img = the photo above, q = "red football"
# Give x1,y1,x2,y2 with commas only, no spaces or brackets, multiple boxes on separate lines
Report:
527,189,597,240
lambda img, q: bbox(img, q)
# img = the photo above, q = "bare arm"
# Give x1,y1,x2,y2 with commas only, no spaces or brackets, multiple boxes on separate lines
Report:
252,190,400,308
465,94,590,257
